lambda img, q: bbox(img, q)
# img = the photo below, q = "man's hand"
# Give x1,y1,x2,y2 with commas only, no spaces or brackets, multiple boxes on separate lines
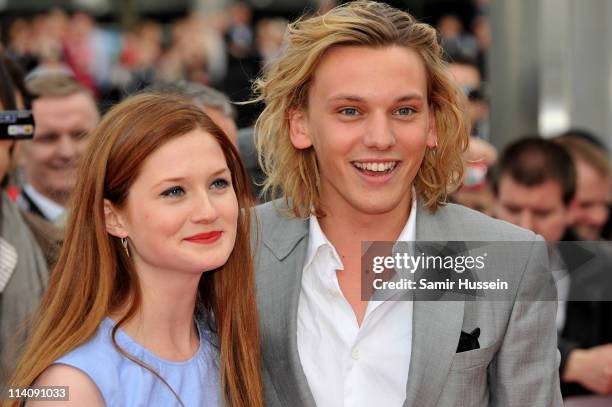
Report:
563,344,612,393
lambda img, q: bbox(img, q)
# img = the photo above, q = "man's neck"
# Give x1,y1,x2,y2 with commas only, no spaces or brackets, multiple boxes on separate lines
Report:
318,201,412,252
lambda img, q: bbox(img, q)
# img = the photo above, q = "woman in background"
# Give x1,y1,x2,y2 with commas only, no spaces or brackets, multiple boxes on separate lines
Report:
7,93,263,407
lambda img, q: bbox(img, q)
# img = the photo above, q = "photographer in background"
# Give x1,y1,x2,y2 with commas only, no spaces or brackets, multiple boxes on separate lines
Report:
0,53,48,391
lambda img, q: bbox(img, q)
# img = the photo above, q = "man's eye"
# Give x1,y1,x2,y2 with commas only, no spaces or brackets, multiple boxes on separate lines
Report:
506,207,521,215
72,130,89,140
35,134,57,143
160,186,185,198
338,107,360,116
394,107,416,116
211,178,230,190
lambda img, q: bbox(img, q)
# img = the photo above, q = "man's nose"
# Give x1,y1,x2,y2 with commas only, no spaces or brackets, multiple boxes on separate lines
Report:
363,112,395,150
56,134,79,159
518,212,534,232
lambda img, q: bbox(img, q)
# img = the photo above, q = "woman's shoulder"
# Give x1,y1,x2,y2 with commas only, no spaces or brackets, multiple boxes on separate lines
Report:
55,318,123,366
51,318,124,405
26,364,104,407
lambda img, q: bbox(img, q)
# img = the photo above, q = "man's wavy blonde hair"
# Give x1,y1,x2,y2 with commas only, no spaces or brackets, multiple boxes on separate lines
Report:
253,0,469,218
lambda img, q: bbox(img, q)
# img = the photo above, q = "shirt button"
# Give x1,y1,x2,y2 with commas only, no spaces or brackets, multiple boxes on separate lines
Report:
351,349,360,360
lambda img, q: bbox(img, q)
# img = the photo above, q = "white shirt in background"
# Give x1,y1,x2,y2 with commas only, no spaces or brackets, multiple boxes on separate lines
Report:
21,183,66,223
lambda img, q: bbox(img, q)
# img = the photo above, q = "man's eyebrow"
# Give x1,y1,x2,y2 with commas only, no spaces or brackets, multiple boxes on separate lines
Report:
328,95,365,103
327,94,425,103
394,94,425,103
34,131,57,138
503,204,523,211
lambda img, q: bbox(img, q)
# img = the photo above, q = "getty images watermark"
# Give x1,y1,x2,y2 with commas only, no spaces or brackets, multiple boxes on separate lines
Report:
359,240,612,302
370,250,506,291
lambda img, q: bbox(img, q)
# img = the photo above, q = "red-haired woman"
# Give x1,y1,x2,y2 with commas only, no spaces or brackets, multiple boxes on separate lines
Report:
6,93,263,407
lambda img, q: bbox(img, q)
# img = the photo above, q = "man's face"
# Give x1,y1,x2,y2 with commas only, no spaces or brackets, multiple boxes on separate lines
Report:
495,175,570,242
20,92,98,203
571,160,611,240
289,45,436,219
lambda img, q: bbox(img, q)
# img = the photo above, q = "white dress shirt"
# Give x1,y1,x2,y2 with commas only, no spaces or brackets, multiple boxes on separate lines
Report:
297,197,416,407
550,248,570,332
21,183,66,222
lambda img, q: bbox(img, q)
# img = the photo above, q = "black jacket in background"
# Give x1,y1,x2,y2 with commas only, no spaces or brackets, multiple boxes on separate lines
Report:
558,228,612,397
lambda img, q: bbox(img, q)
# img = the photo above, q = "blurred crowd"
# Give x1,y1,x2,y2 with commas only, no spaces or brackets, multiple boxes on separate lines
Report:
2,2,288,126
3,0,612,402
1,0,492,128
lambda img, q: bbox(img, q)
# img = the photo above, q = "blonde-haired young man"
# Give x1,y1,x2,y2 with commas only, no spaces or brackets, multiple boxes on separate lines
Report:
252,2,562,406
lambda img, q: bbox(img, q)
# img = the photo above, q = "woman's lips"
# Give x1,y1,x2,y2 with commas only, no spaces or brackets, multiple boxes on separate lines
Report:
184,231,222,244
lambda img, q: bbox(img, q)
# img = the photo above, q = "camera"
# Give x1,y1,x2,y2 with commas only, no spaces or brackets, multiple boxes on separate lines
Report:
0,110,35,140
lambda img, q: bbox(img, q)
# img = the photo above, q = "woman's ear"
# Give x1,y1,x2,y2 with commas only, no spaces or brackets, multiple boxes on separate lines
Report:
104,199,127,238
289,108,313,150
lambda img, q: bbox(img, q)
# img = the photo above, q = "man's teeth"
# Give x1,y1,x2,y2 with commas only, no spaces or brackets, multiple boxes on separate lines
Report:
353,162,397,172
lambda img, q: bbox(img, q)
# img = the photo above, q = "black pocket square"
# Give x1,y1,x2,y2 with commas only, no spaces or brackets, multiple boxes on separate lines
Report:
456,328,481,353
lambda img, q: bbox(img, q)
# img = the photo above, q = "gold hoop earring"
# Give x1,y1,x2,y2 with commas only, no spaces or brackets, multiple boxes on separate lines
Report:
121,237,130,258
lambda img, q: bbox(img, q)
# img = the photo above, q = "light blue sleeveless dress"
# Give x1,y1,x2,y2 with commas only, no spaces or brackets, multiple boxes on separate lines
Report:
54,317,221,407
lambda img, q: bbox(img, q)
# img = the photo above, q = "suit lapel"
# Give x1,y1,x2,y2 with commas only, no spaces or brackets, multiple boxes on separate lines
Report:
404,203,465,406
259,208,317,407
22,189,48,221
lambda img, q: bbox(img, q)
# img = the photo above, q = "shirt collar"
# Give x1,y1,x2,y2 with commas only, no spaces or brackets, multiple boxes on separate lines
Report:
305,212,343,272
23,184,66,222
305,190,418,272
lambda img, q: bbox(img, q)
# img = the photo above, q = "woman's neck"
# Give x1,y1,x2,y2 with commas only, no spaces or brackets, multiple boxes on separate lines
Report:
111,265,203,362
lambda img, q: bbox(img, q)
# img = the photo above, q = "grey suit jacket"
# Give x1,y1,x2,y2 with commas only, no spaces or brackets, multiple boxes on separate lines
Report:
252,199,563,407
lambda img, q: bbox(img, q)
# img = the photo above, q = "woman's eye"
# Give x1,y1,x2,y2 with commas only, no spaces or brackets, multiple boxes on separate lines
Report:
395,107,416,116
338,107,360,116
211,178,230,190
160,186,185,198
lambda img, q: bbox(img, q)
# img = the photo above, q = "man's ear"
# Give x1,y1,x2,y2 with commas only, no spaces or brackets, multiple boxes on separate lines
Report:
426,109,438,149
104,199,127,238
288,108,313,150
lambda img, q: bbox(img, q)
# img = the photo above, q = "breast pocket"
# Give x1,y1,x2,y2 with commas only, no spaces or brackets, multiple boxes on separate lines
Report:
449,344,498,371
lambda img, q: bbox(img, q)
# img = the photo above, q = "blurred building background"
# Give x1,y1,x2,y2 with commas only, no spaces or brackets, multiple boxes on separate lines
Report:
490,0,612,149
